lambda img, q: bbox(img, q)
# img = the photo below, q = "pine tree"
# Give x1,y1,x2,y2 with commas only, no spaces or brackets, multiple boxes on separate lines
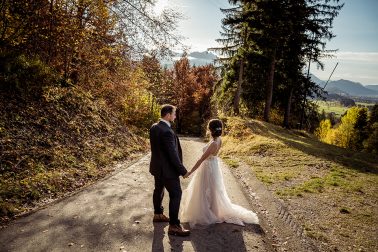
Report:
210,2,247,115
213,0,343,127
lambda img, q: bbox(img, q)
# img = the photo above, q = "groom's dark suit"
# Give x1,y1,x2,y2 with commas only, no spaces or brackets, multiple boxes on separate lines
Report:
150,120,187,225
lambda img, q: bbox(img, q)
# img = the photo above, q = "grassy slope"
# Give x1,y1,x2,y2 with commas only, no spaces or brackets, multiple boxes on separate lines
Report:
220,117,377,251
0,87,148,224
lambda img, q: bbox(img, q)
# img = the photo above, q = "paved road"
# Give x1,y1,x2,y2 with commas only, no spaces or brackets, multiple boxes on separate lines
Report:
0,138,268,252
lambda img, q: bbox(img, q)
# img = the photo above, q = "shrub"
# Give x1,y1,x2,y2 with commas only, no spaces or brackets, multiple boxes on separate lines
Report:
315,107,370,151
363,122,378,153
0,53,59,97
315,119,332,142
122,67,160,131
336,107,368,150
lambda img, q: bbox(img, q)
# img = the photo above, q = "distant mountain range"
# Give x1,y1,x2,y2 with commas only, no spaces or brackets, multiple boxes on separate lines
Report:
161,51,378,98
327,80,378,97
366,85,378,92
310,74,378,97
160,51,217,67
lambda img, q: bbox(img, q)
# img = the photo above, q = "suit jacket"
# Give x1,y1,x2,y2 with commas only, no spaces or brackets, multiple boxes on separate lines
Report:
149,121,187,178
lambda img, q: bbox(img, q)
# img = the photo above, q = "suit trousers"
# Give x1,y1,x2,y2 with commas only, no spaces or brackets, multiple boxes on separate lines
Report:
153,176,182,225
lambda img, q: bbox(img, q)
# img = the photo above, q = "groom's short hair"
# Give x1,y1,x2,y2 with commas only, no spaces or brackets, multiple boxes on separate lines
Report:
161,104,176,117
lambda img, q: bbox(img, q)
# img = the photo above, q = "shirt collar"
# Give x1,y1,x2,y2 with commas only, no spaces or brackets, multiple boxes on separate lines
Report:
160,119,171,127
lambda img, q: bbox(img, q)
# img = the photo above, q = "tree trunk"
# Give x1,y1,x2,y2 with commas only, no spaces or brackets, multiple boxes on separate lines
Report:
299,98,306,129
300,57,311,129
283,86,293,128
264,48,276,122
47,0,54,63
176,108,182,134
233,59,244,115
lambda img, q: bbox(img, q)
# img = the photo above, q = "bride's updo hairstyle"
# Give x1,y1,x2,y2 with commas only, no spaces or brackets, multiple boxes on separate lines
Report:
208,119,223,138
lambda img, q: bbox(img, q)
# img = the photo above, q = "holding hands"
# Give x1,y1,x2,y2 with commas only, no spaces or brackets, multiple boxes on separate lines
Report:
184,140,220,179
184,170,193,179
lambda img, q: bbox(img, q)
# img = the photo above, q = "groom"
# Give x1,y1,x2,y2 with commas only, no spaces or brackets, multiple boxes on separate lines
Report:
149,104,190,236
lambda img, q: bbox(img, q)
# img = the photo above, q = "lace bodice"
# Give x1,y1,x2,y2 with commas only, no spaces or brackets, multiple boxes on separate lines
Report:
202,139,221,158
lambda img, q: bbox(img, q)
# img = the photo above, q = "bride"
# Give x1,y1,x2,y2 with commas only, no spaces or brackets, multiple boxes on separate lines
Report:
180,119,259,228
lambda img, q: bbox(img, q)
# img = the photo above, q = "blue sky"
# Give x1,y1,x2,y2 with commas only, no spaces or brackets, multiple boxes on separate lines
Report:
312,0,378,85
158,0,378,85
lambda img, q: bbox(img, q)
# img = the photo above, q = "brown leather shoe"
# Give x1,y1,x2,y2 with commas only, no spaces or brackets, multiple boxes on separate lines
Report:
153,214,170,222
168,224,190,236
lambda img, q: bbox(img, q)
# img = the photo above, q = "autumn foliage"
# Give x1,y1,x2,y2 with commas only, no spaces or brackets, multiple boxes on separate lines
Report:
315,106,377,153
0,1,220,222
0,0,183,222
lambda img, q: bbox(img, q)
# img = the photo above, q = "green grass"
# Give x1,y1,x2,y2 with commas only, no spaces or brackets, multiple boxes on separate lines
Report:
276,165,368,196
316,100,348,117
223,156,240,168
355,102,376,108
316,101,376,118
220,116,378,251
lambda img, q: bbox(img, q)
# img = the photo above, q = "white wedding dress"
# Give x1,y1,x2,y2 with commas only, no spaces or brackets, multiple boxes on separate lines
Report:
180,140,259,228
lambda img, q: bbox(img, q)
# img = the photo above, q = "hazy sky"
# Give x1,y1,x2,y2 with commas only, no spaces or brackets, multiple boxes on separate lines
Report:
158,0,378,85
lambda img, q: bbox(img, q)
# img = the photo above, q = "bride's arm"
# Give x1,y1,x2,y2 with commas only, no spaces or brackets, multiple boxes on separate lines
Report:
184,142,218,178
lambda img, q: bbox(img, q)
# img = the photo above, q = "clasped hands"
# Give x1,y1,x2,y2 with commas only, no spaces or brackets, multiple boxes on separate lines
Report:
183,170,193,179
